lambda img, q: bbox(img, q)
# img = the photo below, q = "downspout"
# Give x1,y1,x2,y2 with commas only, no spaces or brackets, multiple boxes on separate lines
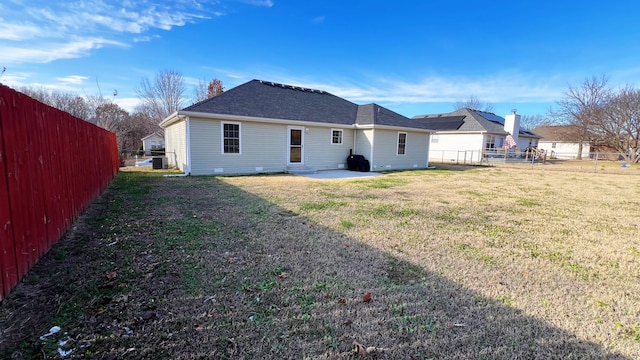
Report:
426,131,431,167
369,129,375,170
353,126,357,155
185,116,192,175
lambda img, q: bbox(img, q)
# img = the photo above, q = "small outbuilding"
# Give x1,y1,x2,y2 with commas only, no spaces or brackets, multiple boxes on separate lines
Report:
141,131,165,155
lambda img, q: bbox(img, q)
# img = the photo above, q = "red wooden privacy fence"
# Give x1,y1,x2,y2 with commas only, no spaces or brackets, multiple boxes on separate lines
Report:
0,84,119,301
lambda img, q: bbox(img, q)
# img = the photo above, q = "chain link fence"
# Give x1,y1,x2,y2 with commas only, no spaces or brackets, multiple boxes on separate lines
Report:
429,149,638,174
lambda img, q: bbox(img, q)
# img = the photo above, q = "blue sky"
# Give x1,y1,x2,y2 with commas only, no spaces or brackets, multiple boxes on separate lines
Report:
2,0,640,119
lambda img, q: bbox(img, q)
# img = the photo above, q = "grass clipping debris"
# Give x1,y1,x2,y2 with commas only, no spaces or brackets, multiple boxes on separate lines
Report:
1,164,639,359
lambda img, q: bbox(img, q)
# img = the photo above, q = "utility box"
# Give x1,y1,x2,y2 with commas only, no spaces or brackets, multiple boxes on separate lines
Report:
151,156,163,170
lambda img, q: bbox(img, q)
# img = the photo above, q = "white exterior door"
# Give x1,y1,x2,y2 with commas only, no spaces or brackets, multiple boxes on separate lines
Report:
288,127,304,164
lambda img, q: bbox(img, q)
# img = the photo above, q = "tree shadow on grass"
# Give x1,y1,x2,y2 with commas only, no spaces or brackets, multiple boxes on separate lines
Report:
0,172,632,359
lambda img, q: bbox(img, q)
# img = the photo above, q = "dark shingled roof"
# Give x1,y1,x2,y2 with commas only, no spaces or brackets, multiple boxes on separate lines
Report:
413,108,540,138
180,79,432,131
408,115,465,131
356,104,434,130
531,125,587,141
184,80,358,125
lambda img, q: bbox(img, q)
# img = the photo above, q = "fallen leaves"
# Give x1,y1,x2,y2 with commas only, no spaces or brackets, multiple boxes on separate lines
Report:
106,271,117,280
362,292,372,303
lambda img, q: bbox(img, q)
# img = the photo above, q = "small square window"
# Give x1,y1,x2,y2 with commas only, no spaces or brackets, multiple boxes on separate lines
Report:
331,129,343,144
431,134,439,143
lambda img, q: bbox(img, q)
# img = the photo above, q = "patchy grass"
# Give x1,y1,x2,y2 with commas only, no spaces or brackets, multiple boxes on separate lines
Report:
1,165,639,359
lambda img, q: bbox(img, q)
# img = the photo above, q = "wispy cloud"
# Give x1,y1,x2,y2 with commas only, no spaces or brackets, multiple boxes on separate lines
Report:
312,16,325,24
217,68,568,108
243,0,274,7
1,38,127,63
0,1,224,64
57,75,89,85
0,20,43,40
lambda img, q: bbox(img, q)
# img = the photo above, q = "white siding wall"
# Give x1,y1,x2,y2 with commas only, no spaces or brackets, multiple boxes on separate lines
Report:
370,130,430,171
354,129,374,162
189,118,288,175
517,137,538,150
429,133,484,162
539,141,590,159
164,120,187,171
304,127,354,170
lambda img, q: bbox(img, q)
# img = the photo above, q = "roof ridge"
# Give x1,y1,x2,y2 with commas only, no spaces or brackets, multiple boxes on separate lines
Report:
257,79,327,94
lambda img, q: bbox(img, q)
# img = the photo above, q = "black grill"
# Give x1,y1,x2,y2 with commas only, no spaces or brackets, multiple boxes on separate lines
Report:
347,154,370,172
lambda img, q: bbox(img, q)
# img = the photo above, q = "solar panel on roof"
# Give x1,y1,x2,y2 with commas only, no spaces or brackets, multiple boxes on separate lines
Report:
414,116,465,131
477,111,505,124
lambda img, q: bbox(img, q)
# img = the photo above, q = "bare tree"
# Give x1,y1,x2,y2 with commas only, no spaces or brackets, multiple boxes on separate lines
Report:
555,75,611,159
16,84,155,154
18,86,95,122
192,77,225,104
18,85,51,104
454,95,495,113
193,78,208,103
520,114,554,130
136,69,186,124
601,87,640,163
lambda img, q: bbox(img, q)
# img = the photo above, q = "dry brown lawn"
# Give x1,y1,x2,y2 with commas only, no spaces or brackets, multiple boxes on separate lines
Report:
1,163,639,359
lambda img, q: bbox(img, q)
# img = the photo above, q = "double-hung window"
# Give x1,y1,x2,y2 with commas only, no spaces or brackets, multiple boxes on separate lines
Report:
397,132,407,155
331,129,343,144
222,122,240,154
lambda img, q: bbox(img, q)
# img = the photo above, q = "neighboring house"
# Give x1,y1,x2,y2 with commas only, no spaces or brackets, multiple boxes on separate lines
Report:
532,125,591,159
159,80,434,175
141,132,165,155
412,108,541,163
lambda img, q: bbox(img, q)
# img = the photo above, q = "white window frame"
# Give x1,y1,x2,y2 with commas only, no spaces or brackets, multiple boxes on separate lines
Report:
397,132,407,156
221,122,241,155
485,135,496,149
431,134,439,143
331,129,343,145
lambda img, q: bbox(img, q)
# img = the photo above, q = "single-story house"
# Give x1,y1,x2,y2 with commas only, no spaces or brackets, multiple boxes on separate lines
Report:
159,80,435,175
532,125,591,159
141,131,165,155
412,108,541,163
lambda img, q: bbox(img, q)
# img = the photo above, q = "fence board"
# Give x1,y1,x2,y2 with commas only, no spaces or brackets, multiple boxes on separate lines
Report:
0,84,119,300
0,94,18,301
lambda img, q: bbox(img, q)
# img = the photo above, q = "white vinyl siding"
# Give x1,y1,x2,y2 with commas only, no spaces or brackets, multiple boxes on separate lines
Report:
354,129,374,164
303,126,354,170
164,120,187,171
428,133,485,163
190,118,287,175
538,141,590,159
371,130,429,170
